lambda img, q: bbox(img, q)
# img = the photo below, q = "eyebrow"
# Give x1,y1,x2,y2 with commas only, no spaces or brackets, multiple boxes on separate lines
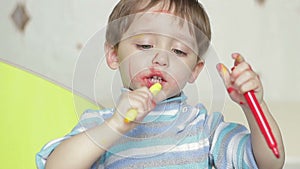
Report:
127,29,194,42
124,29,197,51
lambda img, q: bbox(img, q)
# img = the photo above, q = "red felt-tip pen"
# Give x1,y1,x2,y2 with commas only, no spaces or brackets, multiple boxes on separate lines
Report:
244,90,280,158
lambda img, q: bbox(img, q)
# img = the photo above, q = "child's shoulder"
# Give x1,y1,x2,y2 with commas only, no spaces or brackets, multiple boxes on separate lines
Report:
192,103,225,128
193,103,224,118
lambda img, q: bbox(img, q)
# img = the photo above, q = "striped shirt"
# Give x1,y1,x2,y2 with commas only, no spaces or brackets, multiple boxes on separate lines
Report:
36,93,258,169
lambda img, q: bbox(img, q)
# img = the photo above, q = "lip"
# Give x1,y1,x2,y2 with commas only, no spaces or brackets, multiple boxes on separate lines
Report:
142,69,167,88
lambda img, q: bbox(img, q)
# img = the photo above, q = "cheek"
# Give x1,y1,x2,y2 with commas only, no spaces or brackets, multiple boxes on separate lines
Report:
171,61,195,82
119,65,131,87
119,55,149,87
164,70,190,95
118,55,134,86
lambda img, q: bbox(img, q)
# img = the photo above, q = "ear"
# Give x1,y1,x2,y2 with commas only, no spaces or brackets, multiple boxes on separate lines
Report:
188,60,204,83
105,42,119,70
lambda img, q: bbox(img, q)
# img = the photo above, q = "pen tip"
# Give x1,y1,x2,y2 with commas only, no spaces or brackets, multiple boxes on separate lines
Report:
272,147,280,159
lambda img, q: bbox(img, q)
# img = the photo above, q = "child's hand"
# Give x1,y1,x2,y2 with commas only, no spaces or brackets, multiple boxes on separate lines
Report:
217,53,263,106
113,87,156,126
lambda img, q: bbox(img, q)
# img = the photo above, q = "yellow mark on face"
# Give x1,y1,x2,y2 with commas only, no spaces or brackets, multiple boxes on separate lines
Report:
132,34,145,39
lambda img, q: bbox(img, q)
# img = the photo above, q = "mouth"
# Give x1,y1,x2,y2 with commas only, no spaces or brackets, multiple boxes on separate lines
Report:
149,75,163,84
144,74,166,87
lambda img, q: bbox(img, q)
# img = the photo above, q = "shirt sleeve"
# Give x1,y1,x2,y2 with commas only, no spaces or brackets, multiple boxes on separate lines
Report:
35,108,113,169
207,112,258,169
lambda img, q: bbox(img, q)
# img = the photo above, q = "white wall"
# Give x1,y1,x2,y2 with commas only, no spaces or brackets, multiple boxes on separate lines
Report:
1,0,299,167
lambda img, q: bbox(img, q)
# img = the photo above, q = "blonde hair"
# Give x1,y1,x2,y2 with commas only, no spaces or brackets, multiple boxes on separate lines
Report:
106,0,211,57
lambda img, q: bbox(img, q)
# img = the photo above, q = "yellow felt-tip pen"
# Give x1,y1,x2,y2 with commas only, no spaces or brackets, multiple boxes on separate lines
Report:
124,83,162,123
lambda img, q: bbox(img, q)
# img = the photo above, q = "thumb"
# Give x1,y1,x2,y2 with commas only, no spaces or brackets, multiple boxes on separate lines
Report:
216,63,231,88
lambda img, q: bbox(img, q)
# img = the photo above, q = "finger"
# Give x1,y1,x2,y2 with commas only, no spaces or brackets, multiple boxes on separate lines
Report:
129,90,153,112
232,53,245,66
140,87,156,111
233,71,256,90
216,63,231,88
134,87,158,111
239,78,261,94
231,62,253,83
124,94,151,123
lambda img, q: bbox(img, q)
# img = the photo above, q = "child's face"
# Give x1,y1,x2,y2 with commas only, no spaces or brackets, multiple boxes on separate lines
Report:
106,12,204,101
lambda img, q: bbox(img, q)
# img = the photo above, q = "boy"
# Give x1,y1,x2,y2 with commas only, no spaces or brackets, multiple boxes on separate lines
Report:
36,0,284,168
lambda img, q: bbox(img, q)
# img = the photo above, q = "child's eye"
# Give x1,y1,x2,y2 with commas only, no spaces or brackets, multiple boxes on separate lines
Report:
136,44,153,50
172,49,187,56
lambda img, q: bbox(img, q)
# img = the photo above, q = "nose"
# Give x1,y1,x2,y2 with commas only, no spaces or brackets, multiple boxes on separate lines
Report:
152,51,169,67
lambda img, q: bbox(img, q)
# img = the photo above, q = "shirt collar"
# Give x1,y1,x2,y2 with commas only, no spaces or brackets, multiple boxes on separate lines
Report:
120,88,187,106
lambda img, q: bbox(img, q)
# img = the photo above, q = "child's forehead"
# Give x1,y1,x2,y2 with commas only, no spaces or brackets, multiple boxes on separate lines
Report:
122,13,198,51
